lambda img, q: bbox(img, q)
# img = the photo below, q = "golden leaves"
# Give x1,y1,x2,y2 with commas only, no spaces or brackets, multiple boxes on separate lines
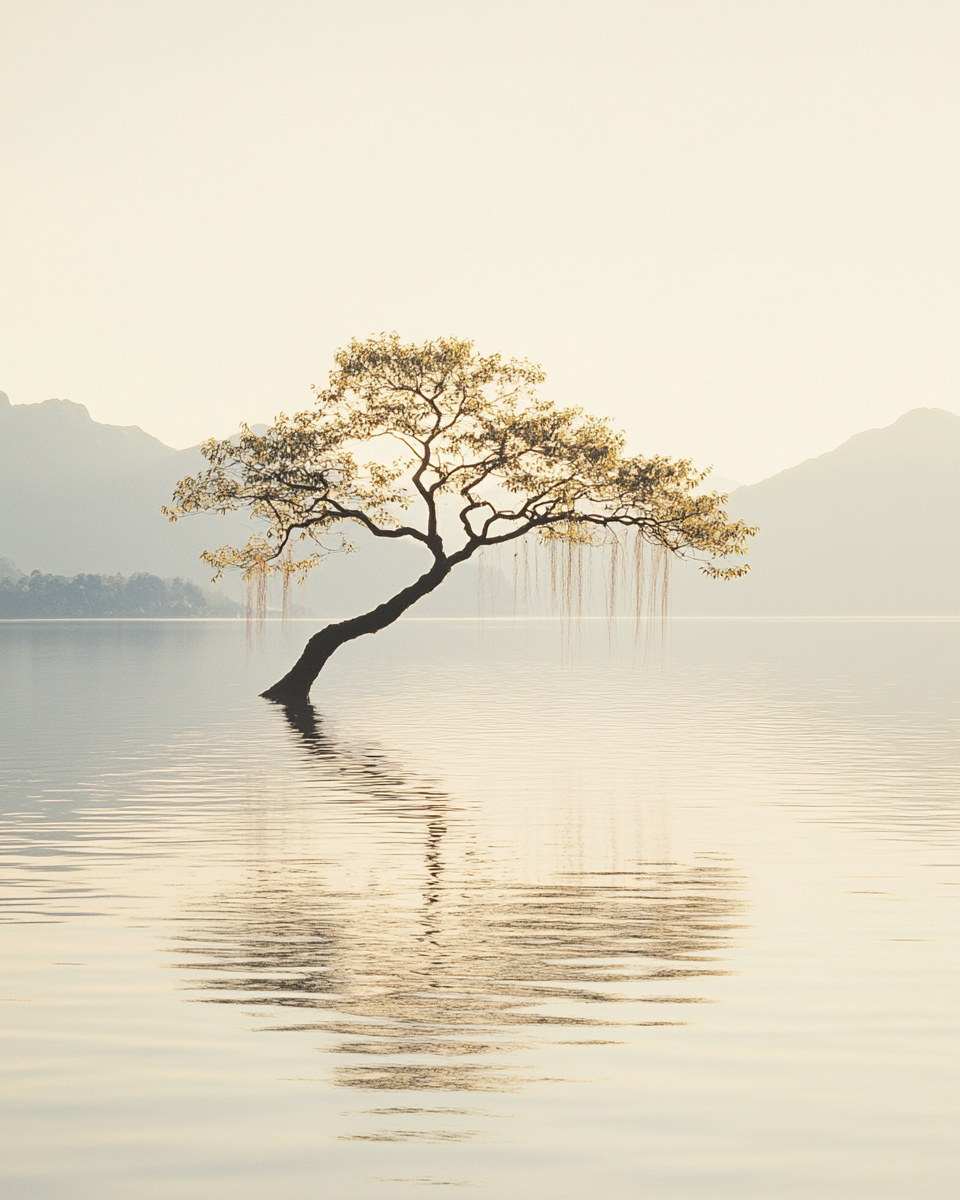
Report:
165,335,754,586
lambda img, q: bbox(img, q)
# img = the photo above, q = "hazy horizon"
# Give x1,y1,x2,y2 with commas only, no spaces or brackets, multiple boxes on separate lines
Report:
2,1,957,483
5,385,957,488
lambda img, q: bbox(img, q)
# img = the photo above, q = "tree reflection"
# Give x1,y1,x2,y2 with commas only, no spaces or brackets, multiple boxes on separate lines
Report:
169,703,746,1092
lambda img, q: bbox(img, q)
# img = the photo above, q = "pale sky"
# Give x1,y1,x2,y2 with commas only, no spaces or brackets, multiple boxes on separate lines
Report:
1,0,956,483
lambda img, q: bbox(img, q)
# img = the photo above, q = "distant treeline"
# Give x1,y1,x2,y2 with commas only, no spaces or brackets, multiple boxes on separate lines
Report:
0,571,242,618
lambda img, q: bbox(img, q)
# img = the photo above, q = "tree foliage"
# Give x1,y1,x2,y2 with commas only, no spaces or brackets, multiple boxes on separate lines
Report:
165,335,755,700
169,334,752,579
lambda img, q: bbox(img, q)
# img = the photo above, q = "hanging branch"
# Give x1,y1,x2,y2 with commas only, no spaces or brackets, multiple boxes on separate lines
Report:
165,334,755,702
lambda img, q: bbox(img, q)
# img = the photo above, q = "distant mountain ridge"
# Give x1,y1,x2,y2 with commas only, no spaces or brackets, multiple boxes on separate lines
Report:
670,407,960,615
0,392,493,615
1,394,175,470
1,392,957,616
0,390,250,592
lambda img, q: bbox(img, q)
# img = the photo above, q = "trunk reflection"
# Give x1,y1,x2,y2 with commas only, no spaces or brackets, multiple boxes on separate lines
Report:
169,703,746,1092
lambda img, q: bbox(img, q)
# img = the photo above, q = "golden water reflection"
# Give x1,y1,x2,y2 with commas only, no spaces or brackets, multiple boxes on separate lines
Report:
170,704,746,1093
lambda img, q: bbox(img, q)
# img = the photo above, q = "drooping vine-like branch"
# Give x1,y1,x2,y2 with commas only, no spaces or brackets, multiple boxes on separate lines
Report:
165,333,755,591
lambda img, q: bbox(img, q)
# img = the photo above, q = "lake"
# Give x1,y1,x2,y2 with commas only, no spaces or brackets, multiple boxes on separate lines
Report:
1,617,957,1199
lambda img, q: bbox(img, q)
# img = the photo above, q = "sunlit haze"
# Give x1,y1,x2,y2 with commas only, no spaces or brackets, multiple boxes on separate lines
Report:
2,0,957,482
2,8,958,1193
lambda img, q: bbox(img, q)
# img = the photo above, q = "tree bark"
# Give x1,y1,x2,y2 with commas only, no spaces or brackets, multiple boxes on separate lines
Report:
260,557,452,705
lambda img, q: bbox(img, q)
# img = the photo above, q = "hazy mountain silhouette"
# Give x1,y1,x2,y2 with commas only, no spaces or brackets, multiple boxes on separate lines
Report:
670,407,960,615
0,392,244,583
0,392,495,616
2,393,956,616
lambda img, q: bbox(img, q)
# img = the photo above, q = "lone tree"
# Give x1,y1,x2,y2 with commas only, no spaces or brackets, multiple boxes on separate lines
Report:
166,335,754,705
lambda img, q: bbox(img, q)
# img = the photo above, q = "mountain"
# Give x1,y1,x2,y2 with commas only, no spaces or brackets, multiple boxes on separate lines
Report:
0,393,496,616
2,393,956,617
669,407,960,615
0,392,248,585
698,473,742,495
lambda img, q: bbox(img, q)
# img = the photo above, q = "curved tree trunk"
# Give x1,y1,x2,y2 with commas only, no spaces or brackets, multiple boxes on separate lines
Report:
260,557,452,705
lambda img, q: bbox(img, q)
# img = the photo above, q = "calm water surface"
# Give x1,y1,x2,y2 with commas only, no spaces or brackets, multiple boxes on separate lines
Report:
1,618,957,1199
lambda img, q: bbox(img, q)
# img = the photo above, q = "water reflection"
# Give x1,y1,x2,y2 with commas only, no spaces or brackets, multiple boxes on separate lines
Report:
4,622,955,1195
170,703,745,1093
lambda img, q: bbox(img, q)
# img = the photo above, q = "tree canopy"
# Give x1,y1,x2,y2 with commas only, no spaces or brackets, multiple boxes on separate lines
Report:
166,335,754,703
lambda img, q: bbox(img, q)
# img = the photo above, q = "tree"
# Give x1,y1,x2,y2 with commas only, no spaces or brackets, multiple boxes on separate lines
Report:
165,335,755,705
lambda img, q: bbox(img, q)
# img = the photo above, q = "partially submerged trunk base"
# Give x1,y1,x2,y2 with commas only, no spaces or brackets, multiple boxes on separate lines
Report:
260,684,312,705
259,559,452,703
